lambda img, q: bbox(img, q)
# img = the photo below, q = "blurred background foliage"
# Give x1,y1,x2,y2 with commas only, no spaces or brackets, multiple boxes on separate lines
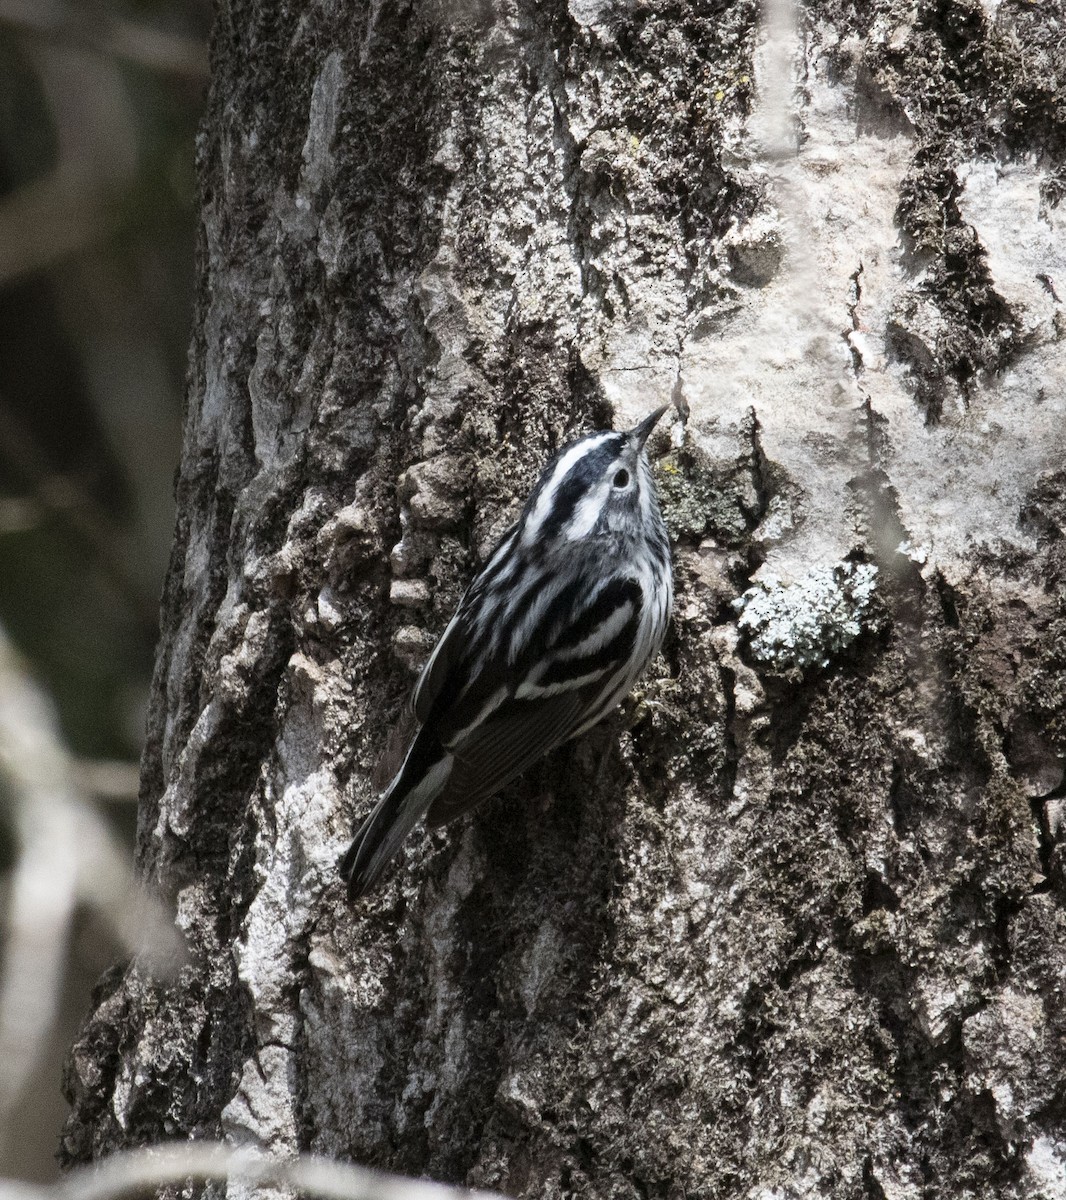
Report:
0,0,208,1180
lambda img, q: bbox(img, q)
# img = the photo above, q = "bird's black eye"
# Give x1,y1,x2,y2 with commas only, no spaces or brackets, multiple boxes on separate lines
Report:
613,469,630,489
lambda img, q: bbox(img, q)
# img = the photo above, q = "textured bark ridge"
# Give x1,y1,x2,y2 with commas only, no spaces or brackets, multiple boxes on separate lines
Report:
64,0,1066,1196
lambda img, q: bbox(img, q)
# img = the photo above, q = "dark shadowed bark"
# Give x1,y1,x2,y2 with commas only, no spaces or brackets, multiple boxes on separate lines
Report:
63,0,1066,1196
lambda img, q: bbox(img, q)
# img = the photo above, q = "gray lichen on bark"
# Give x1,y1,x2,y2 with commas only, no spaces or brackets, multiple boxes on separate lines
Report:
63,0,1066,1197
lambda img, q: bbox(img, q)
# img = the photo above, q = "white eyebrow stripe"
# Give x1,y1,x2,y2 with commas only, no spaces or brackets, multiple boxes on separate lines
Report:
522,433,615,544
564,475,614,540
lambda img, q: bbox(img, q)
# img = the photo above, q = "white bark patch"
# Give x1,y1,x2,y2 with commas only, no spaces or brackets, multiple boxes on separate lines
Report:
199,208,256,462
248,324,284,469
567,0,612,28
683,45,912,577
1025,1137,1066,1199
221,1044,301,1149
684,41,1066,582
876,158,1066,574
519,921,562,1016
156,698,222,847
221,653,344,1155
301,51,345,197
958,158,1066,343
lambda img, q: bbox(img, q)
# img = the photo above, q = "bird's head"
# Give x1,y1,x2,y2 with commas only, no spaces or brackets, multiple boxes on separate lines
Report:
521,405,670,547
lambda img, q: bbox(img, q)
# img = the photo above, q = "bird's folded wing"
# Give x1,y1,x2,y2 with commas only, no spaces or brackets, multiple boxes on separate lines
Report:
425,690,585,827
412,525,521,723
413,607,464,723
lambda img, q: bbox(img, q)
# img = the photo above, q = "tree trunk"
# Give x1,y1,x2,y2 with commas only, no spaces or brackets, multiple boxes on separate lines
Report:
63,0,1066,1196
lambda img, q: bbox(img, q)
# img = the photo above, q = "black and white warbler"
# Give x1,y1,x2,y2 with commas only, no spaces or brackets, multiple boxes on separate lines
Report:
341,404,674,899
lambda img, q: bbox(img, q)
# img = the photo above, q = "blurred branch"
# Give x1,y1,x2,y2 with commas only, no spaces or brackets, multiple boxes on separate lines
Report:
0,624,182,1136
0,42,139,287
0,1144,511,1200
0,0,208,80
72,759,140,803
0,628,79,1138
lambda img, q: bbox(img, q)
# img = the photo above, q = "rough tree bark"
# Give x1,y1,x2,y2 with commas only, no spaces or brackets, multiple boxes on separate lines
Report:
63,0,1066,1197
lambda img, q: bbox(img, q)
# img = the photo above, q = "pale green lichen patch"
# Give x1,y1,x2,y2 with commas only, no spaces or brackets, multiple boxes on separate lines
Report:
734,562,879,671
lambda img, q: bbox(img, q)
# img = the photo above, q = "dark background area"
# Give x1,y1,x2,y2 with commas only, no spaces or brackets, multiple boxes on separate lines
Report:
0,0,207,1179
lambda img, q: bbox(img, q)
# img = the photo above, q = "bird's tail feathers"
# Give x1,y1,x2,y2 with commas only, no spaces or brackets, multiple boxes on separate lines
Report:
341,750,453,900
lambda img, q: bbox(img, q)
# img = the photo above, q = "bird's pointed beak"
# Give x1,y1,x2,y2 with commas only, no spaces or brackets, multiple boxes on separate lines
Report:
629,404,671,451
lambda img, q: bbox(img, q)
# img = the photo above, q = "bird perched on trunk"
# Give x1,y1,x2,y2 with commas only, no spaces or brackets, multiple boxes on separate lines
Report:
341,405,674,899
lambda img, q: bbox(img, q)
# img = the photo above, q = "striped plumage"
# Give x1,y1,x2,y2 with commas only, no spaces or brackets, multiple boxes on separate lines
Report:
341,405,673,899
